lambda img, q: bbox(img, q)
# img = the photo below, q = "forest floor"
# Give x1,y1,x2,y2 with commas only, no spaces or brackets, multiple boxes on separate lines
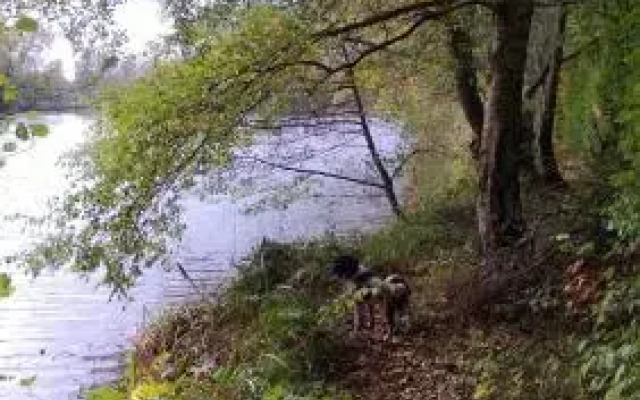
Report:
331,301,475,400
91,179,601,400
330,182,589,400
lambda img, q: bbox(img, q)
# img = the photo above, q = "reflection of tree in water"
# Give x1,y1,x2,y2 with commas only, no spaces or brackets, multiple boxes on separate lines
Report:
196,115,409,216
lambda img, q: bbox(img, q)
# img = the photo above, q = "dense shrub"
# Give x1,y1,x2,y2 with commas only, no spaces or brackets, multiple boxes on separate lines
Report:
562,1,640,239
578,276,640,400
472,335,581,400
86,239,353,400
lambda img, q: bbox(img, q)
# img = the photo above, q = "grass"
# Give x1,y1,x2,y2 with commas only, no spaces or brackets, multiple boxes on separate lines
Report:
85,92,639,400
87,175,622,400
86,239,359,400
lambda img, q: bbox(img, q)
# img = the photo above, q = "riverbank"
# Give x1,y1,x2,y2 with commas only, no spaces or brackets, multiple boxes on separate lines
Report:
87,171,640,400
81,100,639,400
0,112,404,400
83,181,482,399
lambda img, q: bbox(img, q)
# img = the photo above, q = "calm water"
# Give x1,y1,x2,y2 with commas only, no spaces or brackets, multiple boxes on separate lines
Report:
0,113,401,399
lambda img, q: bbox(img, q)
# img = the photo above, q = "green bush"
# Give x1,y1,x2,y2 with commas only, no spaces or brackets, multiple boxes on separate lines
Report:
90,239,353,400
562,1,640,240
472,336,581,400
86,386,126,400
578,276,640,400
362,198,475,269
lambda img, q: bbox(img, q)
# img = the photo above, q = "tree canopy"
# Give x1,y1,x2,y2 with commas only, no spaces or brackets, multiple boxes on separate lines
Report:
14,0,639,296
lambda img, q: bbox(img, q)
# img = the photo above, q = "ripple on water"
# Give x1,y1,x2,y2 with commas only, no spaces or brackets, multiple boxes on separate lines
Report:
0,113,399,399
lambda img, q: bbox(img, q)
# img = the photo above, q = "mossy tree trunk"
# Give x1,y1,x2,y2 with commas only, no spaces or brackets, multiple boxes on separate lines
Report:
524,5,566,185
535,8,566,185
448,24,484,161
477,0,533,256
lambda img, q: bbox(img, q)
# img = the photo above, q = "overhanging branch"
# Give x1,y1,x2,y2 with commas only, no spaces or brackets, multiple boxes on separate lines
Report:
240,155,385,189
315,0,489,38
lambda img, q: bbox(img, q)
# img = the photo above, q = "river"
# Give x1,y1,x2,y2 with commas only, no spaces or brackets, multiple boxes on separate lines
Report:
0,113,401,399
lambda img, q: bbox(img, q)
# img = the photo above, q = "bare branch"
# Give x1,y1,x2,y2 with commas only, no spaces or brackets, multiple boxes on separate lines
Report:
240,155,385,188
391,148,442,178
532,0,588,7
525,36,599,98
315,0,489,38
329,15,431,74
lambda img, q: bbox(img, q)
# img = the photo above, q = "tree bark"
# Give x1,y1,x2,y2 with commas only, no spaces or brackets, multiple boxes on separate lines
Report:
349,69,403,218
536,8,565,185
448,25,484,160
523,5,566,185
477,1,533,255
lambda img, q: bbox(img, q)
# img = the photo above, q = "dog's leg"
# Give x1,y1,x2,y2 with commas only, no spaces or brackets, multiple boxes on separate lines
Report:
353,303,362,333
384,298,395,339
398,295,410,333
367,302,375,330
402,296,411,332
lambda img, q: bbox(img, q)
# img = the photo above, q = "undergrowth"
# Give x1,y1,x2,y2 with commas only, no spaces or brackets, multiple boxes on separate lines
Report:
86,239,358,400
85,145,640,400
84,182,482,400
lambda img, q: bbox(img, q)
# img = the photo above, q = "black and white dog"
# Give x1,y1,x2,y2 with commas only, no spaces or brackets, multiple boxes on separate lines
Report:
330,255,410,337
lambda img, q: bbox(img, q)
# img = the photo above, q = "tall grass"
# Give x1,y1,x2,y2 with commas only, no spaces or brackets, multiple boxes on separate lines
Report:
86,239,356,400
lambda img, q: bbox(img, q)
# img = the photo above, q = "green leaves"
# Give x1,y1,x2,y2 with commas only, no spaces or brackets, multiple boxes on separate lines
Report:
20,5,318,292
562,1,640,241
15,123,29,140
578,278,640,400
30,124,49,138
86,386,127,400
0,272,15,298
0,120,50,170
2,85,18,103
14,16,38,33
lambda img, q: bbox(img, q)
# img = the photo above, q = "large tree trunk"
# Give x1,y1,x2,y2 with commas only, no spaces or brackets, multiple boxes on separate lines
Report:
524,5,566,185
536,8,565,185
448,25,484,160
477,1,533,255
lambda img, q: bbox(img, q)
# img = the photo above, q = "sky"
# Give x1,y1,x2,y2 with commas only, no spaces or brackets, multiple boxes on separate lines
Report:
48,0,173,80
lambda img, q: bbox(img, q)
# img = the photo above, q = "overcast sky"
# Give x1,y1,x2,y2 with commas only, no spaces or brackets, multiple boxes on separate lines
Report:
49,0,173,80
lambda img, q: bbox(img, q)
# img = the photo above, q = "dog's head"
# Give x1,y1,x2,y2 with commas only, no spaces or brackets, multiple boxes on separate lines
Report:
330,255,360,280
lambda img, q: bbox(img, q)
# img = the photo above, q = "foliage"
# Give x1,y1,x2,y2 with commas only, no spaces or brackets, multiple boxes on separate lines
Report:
86,386,127,400
0,117,50,168
13,15,38,33
19,5,322,293
578,276,640,400
0,272,15,297
362,152,475,268
472,335,582,400
0,13,83,111
89,239,352,400
561,0,640,239
362,199,472,268
19,0,484,293
131,381,176,400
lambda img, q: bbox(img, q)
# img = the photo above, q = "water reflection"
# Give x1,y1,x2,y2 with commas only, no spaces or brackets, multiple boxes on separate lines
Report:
0,113,400,399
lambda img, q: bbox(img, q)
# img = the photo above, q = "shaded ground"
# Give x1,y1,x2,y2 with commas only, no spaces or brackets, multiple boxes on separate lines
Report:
333,316,475,400
330,182,589,400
